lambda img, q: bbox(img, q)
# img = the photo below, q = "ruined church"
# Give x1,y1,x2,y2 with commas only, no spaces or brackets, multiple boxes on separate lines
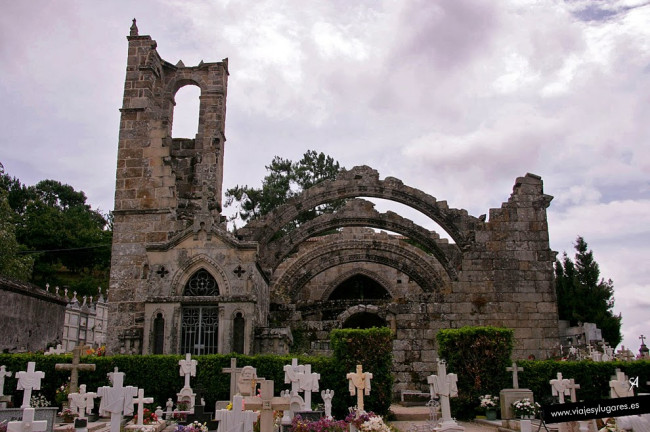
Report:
107,22,560,392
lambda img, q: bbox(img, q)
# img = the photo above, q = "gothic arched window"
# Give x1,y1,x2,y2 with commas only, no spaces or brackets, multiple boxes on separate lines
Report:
183,269,219,296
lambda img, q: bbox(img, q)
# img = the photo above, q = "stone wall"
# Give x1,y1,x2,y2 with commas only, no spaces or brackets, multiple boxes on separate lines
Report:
0,276,66,353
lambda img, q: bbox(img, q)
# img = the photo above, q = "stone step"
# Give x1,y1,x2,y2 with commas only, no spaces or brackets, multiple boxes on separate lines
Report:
390,404,431,421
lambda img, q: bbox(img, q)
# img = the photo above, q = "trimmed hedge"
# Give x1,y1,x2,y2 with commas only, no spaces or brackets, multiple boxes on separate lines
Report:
0,328,394,419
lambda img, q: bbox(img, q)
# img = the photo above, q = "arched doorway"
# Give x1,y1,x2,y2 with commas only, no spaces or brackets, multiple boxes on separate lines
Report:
328,274,391,300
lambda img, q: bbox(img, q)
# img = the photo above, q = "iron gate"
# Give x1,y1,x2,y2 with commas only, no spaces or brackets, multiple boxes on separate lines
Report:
180,306,219,354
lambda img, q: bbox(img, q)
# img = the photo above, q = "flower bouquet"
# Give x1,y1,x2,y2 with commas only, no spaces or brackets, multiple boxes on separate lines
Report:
134,408,158,425
479,395,499,420
512,398,540,419
59,408,79,423
174,422,208,432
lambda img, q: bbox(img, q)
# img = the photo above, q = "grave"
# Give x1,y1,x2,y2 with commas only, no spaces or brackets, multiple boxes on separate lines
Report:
55,345,96,393
124,388,165,432
347,364,372,414
16,362,46,409
7,407,47,432
177,353,197,413
499,362,535,420
244,380,289,432
427,359,463,432
609,369,634,398
0,408,58,432
97,370,138,432
67,384,97,419
214,394,257,432
0,365,12,408
237,366,263,397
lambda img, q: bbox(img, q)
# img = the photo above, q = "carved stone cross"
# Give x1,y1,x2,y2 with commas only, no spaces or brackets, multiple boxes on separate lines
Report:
179,353,197,389
506,362,524,389
233,265,246,278
347,364,372,413
55,345,96,393
567,378,581,403
427,359,458,427
156,266,169,278
550,372,571,404
222,358,243,400
244,380,290,432
610,369,634,398
0,365,12,397
214,394,257,432
97,370,138,432
16,362,45,408
68,384,97,419
133,388,154,426
7,407,47,432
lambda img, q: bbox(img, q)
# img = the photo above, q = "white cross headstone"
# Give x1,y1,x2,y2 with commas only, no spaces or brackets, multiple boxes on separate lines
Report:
16,362,45,408
179,353,197,389
244,380,290,432
506,362,524,389
550,372,571,404
321,389,334,420
97,370,139,432
0,365,12,396
567,379,581,403
7,407,47,432
609,369,634,398
222,358,243,401
68,384,97,419
300,364,320,411
283,359,304,397
347,364,372,414
132,388,154,426
214,395,257,432
44,344,65,356
427,359,464,432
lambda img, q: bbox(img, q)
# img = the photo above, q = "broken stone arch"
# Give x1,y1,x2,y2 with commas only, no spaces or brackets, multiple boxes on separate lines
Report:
323,268,395,301
336,304,393,330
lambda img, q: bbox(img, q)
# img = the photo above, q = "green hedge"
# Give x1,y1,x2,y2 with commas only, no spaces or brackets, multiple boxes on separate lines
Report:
0,328,393,419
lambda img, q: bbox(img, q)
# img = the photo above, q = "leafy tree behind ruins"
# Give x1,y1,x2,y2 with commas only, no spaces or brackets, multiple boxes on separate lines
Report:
555,236,622,347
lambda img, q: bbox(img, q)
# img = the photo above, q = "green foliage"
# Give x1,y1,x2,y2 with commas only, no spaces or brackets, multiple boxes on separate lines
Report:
437,326,513,420
0,188,34,279
225,150,344,228
555,236,622,347
330,327,394,417
0,164,111,296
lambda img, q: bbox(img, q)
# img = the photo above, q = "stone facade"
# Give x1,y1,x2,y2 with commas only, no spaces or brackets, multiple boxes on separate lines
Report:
107,23,560,394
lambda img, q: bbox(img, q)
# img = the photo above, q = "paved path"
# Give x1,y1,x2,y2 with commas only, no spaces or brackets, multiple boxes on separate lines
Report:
388,420,501,432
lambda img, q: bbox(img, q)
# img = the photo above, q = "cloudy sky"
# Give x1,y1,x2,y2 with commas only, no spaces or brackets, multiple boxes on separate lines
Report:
1,0,648,353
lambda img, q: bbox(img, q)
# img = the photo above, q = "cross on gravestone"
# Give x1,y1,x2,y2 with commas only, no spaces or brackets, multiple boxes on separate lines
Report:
179,353,197,389
97,371,139,432
44,344,65,356
347,364,373,414
567,379,581,403
68,384,97,419
233,265,246,278
321,389,334,420
506,362,524,389
7,407,47,432
55,345,96,393
244,380,290,432
550,372,571,404
132,388,154,427
214,395,257,432
609,369,634,398
107,367,120,384
16,362,45,408
427,359,461,431
300,364,320,410
283,358,305,397
0,365,12,396
223,358,243,401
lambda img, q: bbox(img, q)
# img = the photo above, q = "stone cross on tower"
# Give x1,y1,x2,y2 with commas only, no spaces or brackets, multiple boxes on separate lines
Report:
347,365,373,414
506,362,524,389
610,369,634,398
244,380,290,432
16,362,45,409
222,358,243,401
427,359,463,432
97,370,138,432
214,394,257,432
550,372,571,403
567,379,581,403
179,353,197,389
55,345,96,393
0,365,12,396
7,407,47,432
133,388,154,427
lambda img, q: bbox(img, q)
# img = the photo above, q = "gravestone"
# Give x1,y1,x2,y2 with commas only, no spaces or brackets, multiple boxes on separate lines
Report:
500,361,535,420
55,345,96,393
550,372,571,404
321,389,334,420
237,366,262,397
16,362,45,409
427,359,463,432
7,407,47,432
283,359,320,411
177,353,197,413
132,388,154,427
609,369,634,398
222,358,243,401
0,365,12,408
68,384,97,419
244,380,289,432
347,365,372,414
97,370,138,432
44,345,65,356
214,394,257,432
279,390,304,427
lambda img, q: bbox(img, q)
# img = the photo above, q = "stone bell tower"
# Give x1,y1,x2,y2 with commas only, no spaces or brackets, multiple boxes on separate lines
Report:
107,20,230,354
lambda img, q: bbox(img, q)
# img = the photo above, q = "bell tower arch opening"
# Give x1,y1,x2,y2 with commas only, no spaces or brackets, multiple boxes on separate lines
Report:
172,84,201,139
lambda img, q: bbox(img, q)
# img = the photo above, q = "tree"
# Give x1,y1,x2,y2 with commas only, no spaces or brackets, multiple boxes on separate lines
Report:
225,150,344,227
555,236,622,347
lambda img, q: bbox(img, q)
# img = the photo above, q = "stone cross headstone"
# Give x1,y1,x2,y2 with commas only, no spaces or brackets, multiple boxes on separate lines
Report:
506,362,524,389
55,345,96,393
97,370,139,432
567,379,581,403
179,353,197,389
609,369,634,398
244,380,290,432
214,395,257,432
0,365,12,396
16,362,45,408
300,364,320,411
347,365,372,414
132,388,154,427
283,359,304,397
427,359,463,432
222,358,243,401
321,389,334,420
68,384,97,419
550,372,571,403
7,407,47,432
237,366,262,397
44,345,65,356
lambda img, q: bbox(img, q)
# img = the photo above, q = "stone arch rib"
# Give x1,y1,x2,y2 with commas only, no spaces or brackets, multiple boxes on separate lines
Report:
323,267,395,301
